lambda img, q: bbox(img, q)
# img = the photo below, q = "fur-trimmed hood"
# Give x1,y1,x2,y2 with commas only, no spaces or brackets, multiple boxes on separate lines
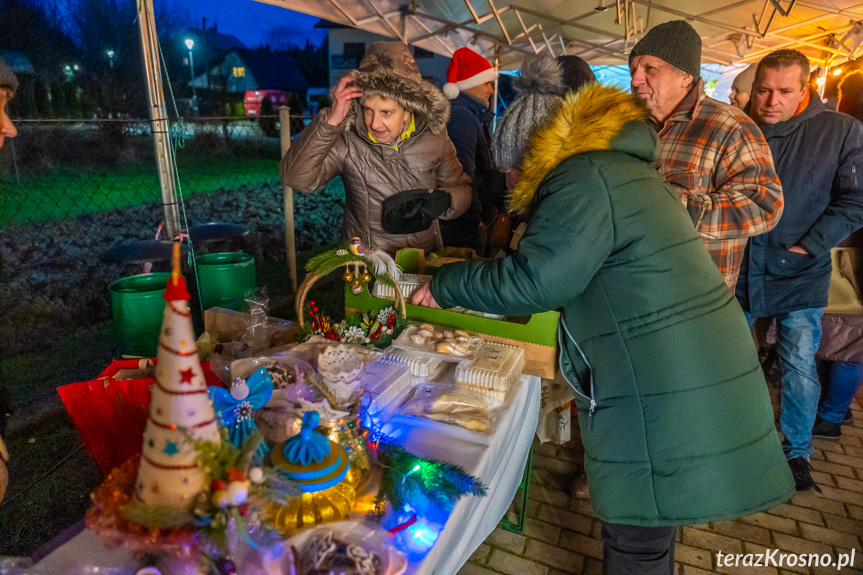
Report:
508,83,657,214
342,41,450,135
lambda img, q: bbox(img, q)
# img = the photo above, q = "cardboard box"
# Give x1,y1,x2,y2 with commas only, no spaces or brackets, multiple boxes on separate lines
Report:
345,287,559,379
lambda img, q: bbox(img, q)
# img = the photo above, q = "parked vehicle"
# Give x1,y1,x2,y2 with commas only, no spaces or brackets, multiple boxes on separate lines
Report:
243,90,288,116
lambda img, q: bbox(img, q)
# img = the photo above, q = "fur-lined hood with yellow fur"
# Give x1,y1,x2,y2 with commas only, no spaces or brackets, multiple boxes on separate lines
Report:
508,84,658,214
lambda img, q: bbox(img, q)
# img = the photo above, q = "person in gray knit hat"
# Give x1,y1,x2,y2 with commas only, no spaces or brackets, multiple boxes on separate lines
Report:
0,56,18,149
492,53,564,186
629,20,783,292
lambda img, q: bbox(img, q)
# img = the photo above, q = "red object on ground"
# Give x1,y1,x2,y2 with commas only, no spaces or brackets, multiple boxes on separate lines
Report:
58,358,223,476
243,90,288,115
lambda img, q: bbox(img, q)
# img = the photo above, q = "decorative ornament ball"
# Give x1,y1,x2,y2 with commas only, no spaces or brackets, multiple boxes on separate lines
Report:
210,479,228,492
343,269,355,282
230,382,249,401
239,503,250,517
248,467,264,483
212,490,231,508
227,481,249,505
351,280,364,295
361,271,373,283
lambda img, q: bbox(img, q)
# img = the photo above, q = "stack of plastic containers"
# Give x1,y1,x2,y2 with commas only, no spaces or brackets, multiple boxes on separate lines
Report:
455,342,526,403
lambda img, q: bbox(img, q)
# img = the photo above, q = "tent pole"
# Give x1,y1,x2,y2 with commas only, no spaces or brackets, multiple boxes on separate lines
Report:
819,65,829,99
492,45,500,133
136,0,181,240
279,106,298,293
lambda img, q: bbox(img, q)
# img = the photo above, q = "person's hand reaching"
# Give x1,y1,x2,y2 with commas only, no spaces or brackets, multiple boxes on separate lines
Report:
412,283,442,309
327,75,363,127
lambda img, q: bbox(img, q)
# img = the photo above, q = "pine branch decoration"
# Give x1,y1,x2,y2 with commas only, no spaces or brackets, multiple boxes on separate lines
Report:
372,438,487,516
305,249,396,288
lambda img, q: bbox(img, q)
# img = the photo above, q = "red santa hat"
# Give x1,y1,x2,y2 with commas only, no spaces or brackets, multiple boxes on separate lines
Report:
442,47,497,100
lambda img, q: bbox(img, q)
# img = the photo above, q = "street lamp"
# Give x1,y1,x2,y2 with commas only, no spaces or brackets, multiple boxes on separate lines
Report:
185,38,197,111
106,50,114,69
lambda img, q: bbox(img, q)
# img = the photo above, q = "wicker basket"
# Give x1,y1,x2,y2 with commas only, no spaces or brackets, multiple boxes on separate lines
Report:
295,260,407,328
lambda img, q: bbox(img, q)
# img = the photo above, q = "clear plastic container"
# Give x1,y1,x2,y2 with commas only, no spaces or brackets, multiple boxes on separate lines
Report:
372,273,432,300
458,383,508,403
455,342,526,391
392,323,483,362
359,361,415,423
231,355,319,404
382,347,444,380
283,520,407,575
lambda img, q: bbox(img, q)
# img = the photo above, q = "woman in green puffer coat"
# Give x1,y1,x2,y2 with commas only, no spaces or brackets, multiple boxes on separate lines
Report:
412,56,793,574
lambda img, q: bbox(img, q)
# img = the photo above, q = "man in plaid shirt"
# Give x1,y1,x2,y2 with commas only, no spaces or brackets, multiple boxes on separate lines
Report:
629,20,783,289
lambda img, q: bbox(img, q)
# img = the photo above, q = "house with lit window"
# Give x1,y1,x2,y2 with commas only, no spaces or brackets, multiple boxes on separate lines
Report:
190,48,309,97
315,20,450,89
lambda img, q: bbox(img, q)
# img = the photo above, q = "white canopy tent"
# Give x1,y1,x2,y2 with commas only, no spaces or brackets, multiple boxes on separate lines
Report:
253,0,863,69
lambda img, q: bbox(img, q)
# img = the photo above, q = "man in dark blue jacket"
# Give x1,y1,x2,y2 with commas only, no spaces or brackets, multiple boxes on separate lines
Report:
737,49,863,492
441,47,503,252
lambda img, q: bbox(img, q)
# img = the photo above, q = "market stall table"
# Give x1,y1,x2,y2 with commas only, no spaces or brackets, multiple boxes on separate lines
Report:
32,375,541,575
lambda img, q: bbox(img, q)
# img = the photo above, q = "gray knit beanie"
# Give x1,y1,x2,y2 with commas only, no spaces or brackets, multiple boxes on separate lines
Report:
0,57,18,97
493,54,564,170
731,64,757,94
629,20,701,80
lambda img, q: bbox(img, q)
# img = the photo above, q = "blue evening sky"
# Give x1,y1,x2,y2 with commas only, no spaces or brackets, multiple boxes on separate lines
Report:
167,0,325,48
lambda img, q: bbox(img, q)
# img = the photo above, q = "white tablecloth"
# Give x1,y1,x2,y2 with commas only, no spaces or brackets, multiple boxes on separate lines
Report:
33,375,541,575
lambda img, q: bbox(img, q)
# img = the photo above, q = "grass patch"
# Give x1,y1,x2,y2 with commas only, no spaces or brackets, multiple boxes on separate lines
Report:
1,140,281,225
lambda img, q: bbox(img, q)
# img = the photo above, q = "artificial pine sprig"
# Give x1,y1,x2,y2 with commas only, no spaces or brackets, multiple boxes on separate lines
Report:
369,435,487,520
305,248,396,288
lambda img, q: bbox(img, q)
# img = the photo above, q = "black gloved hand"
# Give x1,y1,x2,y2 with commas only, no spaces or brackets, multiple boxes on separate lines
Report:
381,188,452,234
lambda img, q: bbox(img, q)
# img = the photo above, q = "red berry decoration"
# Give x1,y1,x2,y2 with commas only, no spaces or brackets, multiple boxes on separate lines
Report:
309,300,315,306
210,479,227,492
239,503,250,517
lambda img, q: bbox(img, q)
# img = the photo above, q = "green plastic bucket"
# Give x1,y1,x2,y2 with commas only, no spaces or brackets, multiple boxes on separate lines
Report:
109,272,171,358
196,252,256,311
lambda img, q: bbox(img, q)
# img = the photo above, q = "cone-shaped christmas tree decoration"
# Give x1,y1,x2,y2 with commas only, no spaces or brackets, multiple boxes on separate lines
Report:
134,243,221,508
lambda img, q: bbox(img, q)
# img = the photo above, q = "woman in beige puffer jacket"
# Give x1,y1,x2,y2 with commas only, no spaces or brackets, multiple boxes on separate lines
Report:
281,41,471,254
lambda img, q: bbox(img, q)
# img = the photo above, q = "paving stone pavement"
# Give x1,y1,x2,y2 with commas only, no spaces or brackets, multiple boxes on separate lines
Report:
459,381,863,575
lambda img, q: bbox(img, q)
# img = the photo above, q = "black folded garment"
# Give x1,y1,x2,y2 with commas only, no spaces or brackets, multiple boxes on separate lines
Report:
381,188,451,234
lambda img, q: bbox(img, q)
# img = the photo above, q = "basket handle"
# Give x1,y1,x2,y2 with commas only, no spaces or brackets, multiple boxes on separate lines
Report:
296,260,406,327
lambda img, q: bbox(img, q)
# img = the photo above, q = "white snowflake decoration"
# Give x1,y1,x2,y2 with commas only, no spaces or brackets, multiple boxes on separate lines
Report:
342,326,365,343
377,306,395,325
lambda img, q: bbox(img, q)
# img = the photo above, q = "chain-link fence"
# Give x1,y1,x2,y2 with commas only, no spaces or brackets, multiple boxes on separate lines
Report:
0,114,344,402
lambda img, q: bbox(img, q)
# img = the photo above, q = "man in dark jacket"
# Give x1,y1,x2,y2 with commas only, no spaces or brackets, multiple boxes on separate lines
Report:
736,49,863,492
441,47,502,252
